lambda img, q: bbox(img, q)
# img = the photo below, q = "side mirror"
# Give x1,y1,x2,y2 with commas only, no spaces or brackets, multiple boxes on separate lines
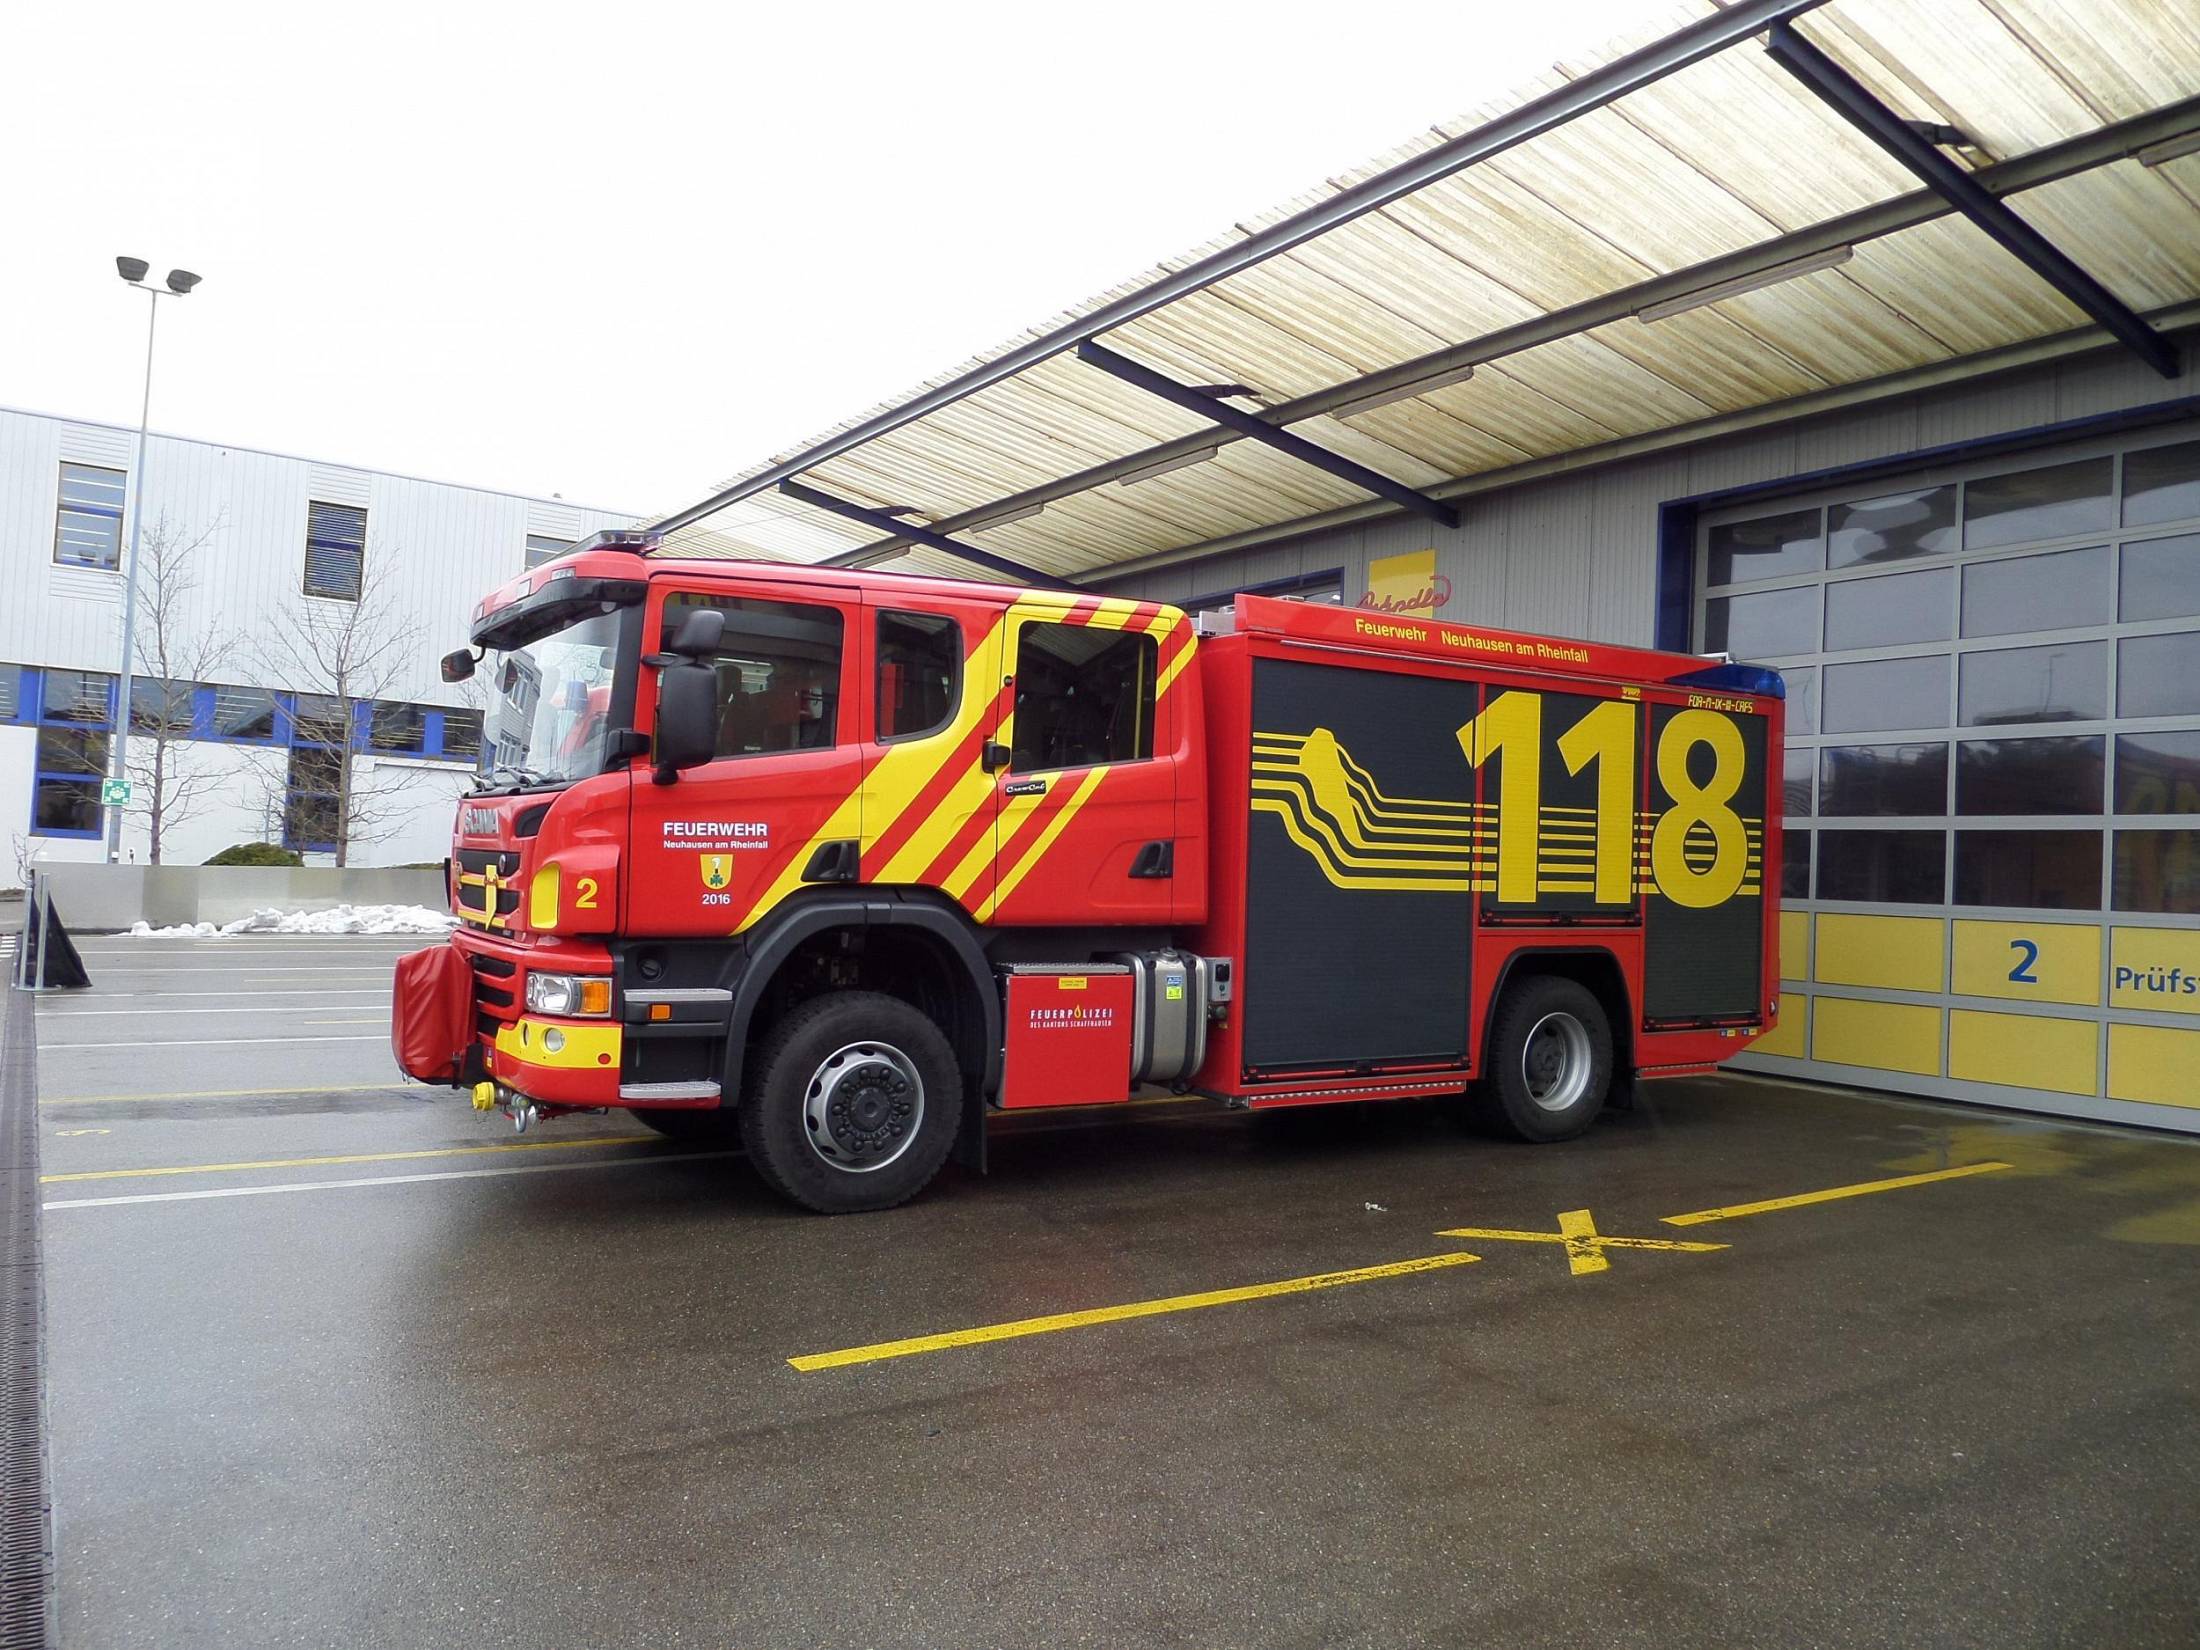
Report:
667,608,726,657
439,648,476,684
652,662,718,784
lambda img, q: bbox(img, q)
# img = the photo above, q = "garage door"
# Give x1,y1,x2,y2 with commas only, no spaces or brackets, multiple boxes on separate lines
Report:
1697,424,2200,1131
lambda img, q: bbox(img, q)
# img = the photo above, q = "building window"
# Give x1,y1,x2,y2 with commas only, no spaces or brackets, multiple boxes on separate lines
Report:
304,501,367,600
288,693,351,747
41,669,115,726
369,701,428,755
439,708,483,761
525,534,573,569
282,748,341,852
31,727,109,837
129,677,199,737
29,672,115,838
876,611,960,741
1011,622,1156,772
53,462,127,571
212,685,280,743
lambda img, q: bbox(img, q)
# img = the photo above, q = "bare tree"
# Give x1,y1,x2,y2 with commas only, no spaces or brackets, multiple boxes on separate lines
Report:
253,553,435,867
123,512,237,863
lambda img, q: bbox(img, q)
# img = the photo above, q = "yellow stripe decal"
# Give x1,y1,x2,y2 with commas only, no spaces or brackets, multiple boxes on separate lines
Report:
789,1249,1483,1371
975,766,1108,920
1661,1162,2014,1226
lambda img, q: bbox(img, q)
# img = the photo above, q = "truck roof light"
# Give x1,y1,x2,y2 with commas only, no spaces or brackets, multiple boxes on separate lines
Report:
1670,661,1786,699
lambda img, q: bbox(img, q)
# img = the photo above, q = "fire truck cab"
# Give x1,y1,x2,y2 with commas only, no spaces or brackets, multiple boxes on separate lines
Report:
395,532,1784,1213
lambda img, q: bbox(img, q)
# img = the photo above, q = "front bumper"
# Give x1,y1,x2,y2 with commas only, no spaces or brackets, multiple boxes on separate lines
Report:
490,1015,623,1105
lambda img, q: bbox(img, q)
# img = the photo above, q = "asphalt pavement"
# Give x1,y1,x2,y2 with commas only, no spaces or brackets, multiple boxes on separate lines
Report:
25,933,2200,1649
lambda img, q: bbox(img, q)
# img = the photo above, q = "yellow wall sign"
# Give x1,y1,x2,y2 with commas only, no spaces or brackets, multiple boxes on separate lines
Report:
2109,927,2200,1016
1361,549,1450,617
1951,919,2100,1007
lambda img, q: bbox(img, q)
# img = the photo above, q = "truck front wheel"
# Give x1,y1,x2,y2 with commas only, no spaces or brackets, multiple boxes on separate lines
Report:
739,990,963,1213
1473,975,1612,1143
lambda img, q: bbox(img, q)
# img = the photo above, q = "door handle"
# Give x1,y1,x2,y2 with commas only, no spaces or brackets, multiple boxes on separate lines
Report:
981,740,1012,772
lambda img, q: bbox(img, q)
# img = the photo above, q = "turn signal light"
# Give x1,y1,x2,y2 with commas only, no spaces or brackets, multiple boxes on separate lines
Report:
578,978,612,1015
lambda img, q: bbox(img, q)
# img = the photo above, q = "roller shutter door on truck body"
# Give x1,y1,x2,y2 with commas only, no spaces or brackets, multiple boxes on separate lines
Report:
1239,655,1774,1075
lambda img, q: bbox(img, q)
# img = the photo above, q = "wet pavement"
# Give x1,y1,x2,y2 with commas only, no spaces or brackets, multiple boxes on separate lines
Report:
27,934,2200,1648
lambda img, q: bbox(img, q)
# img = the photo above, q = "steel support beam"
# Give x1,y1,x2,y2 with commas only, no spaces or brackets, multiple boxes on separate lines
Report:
775,481,1054,584
1074,342,1461,530
818,95,2200,568
651,0,1828,539
1765,21,2180,380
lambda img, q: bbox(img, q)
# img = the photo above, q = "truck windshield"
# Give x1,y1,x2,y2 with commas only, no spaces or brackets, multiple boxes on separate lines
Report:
478,607,624,787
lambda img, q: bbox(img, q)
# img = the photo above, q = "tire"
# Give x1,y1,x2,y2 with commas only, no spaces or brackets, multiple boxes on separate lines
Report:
738,990,963,1214
1471,974,1613,1143
626,1106,737,1143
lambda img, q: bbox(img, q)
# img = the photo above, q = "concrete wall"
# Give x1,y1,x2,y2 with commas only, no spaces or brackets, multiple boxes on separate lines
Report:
1097,335,2200,647
32,862,446,932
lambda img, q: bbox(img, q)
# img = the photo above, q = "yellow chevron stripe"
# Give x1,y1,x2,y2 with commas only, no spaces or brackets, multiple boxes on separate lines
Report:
977,767,1109,920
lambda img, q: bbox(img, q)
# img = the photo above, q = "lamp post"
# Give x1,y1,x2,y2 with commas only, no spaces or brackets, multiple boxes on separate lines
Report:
106,258,202,863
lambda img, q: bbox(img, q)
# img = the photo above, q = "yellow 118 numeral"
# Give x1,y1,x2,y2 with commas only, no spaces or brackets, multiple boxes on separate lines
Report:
1457,692,1749,909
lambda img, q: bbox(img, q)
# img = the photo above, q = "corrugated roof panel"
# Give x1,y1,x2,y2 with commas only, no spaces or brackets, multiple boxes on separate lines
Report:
1555,25,1919,219
1804,1,2102,155
1840,214,2091,349
2003,165,2200,308
1683,264,1955,381
1984,0,2200,119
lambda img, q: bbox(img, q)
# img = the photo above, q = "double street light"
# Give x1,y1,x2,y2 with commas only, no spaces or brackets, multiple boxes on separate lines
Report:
106,256,203,863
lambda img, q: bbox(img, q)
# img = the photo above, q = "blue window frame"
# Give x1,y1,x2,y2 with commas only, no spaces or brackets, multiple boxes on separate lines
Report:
54,463,126,571
29,668,116,838
303,501,367,600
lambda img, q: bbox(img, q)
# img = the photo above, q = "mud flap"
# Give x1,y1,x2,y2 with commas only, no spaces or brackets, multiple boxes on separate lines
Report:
951,1081,988,1175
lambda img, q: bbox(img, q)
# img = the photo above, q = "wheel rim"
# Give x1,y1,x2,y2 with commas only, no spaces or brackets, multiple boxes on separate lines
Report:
802,1041,926,1174
1521,1012,1593,1113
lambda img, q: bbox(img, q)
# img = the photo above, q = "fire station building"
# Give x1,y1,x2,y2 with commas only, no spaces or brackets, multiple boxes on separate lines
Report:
651,0,2200,1132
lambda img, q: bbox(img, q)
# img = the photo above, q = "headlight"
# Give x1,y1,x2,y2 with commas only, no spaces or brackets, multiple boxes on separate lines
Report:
525,972,611,1016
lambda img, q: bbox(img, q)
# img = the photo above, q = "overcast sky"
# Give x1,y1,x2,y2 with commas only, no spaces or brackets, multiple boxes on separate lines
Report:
4,0,1658,518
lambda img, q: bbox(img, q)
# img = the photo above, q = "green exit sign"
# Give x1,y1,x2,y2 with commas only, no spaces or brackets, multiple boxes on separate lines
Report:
100,779,131,806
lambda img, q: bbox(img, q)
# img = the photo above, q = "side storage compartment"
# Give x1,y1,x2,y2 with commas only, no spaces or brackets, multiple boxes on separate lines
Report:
997,964,1135,1109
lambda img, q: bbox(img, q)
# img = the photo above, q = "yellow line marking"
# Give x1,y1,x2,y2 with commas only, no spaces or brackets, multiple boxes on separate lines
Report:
1435,1209,1726,1276
1660,1162,2015,1226
790,1249,1483,1372
41,1084,417,1105
39,1134,660,1184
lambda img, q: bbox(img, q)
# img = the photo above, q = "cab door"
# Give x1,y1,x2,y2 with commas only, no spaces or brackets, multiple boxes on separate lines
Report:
979,598,1177,927
851,595,1006,905
627,580,865,937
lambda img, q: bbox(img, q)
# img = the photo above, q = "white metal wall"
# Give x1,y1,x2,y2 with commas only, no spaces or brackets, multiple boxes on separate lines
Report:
1,406,634,871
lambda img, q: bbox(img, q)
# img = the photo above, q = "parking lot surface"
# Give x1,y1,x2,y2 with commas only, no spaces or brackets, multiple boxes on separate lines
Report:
26,934,2200,1649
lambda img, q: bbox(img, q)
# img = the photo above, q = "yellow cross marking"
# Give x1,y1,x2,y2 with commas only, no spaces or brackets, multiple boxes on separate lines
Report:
1435,1208,1727,1277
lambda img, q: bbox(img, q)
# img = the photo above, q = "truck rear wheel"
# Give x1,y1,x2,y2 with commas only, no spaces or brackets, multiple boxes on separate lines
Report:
1473,974,1612,1143
739,990,963,1214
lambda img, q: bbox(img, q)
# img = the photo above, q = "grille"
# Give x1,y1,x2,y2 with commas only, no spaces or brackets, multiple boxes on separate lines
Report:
453,849,522,929
0,986,57,1646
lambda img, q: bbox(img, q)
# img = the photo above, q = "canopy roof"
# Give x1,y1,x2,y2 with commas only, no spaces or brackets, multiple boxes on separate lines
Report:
653,0,2200,584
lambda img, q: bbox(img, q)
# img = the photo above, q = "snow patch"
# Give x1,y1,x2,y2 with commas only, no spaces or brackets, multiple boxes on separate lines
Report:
130,903,457,938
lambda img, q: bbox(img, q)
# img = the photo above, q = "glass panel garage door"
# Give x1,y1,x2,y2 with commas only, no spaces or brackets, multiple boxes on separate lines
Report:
1697,424,2200,1131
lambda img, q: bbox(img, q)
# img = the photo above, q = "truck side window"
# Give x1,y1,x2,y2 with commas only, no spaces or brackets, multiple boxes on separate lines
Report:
877,610,961,741
1011,622,1156,773
663,593,844,758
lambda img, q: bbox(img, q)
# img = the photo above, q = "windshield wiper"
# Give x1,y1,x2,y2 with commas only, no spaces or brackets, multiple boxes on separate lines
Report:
476,764,555,792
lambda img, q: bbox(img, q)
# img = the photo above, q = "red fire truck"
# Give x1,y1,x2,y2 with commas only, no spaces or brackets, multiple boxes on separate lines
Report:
394,532,1784,1213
